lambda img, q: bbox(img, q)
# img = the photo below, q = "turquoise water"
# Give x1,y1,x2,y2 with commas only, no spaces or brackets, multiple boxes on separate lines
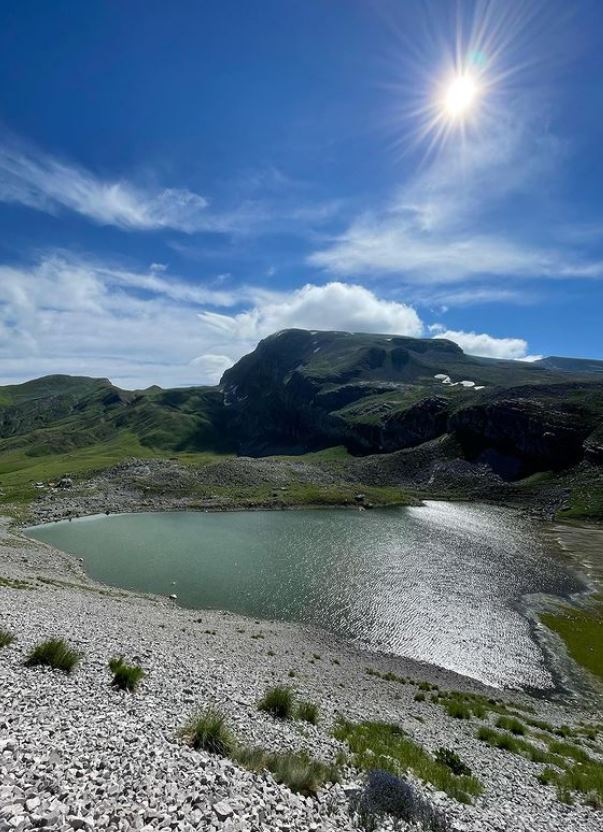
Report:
27,501,580,689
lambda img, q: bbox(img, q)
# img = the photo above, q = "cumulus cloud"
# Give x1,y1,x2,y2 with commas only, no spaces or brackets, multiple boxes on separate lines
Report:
429,324,540,360
198,282,423,341
0,252,539,387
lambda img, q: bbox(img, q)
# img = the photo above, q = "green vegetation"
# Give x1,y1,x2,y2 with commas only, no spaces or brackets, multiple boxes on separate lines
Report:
234,746,339,796
435,747,472,777
182,707,338,795
0,575,32,590
257,685,294,720
183,707,236,756
414,692,426,702
446,700,472,720
24,638,80,673
477,727,564,765
296,700,319,724
541,598,603,683
539,761,603,807
108,656,144,692
333,718,483,804
495,716,526,735
0,628,15,648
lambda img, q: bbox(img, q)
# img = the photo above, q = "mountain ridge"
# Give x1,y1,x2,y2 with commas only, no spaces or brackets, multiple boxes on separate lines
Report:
1,328,602,517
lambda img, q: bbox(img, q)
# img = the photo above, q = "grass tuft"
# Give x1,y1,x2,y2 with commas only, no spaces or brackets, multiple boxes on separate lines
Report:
108,656,144,692
183,707,236,756
296,700,319,724
24,638,80,673
446,700,472,720
234,746,339,795
495,716,526,735
258,685,294,720
0,628,15,648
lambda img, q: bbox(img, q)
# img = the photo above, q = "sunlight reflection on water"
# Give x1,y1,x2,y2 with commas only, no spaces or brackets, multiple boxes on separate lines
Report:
27,501,580,689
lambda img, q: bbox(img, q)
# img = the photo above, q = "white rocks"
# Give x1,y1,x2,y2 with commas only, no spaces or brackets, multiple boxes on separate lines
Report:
0,517,601,832
212,802,234,821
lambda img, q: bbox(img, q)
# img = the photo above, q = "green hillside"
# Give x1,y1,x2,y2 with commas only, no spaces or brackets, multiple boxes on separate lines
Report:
1,329,602,517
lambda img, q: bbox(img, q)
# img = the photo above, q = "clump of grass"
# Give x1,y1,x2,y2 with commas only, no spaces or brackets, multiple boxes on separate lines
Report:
477,726,520,753
496,716,526,735
183,707,236,756
539,761,603,808
414,692,426,702
0,628,15,648
435,747,472,777
446,700,472,720
258,685,294,719
477,726,564,765
235,746,339,795
527,717,555,733
25,638,80,673
334,718,483,804
297,700,319,724
546,740,592,764
108,657,144,692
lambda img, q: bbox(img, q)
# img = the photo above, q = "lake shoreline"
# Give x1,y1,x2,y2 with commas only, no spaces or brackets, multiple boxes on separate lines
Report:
2,514,602,831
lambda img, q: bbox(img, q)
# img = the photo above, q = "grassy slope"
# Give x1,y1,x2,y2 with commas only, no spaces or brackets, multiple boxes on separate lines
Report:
540,596,603,684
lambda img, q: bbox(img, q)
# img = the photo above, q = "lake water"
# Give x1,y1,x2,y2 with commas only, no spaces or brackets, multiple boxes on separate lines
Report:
26,501,581,690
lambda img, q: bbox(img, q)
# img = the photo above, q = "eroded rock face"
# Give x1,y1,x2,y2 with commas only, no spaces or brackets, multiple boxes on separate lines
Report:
449,398,589,478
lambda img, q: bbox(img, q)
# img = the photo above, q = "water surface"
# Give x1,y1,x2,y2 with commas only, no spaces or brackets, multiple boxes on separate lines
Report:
27,502,581,689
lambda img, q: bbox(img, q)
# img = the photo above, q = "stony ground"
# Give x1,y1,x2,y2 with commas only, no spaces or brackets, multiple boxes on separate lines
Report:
0,517,602,832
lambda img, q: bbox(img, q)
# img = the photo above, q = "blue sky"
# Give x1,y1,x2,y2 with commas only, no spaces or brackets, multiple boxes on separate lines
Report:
1,0,602,387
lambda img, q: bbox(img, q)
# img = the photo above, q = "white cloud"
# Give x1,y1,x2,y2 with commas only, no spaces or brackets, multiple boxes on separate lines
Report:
309,109,603,284
197,282,423,341
0,144,212,232
0,252,541,387
0,139,344,237
429,324,539,360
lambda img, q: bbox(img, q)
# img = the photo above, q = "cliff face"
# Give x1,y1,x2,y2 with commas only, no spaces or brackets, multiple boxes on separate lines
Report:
1,329,602,483
219,330,603,479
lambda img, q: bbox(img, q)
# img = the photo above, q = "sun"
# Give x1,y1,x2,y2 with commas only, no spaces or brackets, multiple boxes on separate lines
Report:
444,74,478,118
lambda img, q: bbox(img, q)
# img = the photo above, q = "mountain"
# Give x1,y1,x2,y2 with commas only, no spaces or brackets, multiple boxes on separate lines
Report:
532,356,603,375
1,329,602,493
221,330,603,476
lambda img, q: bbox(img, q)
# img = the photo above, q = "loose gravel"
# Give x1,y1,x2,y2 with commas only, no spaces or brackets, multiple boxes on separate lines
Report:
0,517,601,831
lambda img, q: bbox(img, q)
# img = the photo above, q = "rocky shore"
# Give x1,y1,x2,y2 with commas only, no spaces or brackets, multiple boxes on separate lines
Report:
1,516,602,832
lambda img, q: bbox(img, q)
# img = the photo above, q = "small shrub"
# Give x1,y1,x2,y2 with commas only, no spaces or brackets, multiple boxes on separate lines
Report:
446,700,471,720
25,638,80,673
184,707,236,756
297,700,319,724
258,685,294,719
496,716,526,735
359,770,449,830
108,657,144,692
418,681,432,691
0,628,15,648
435,747,472,777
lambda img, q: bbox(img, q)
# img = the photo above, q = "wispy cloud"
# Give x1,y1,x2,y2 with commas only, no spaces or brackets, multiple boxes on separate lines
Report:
0,143,213,232
0,138,344,237
310,107,603,284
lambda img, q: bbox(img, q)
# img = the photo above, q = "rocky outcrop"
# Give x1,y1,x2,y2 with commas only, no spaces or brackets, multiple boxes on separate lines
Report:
449,398,590,478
